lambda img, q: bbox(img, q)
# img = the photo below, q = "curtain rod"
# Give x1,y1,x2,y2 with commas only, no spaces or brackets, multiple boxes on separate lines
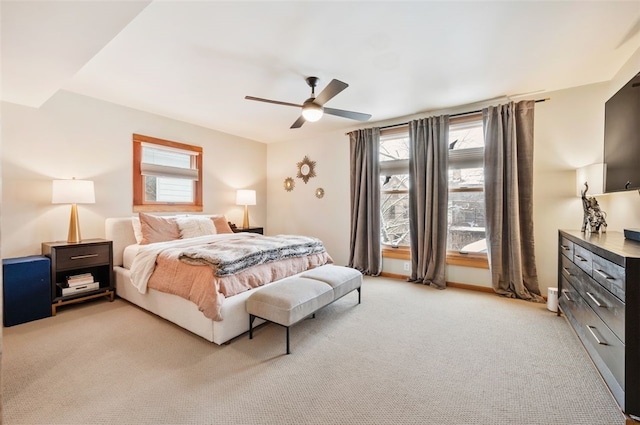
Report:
350,97,550,133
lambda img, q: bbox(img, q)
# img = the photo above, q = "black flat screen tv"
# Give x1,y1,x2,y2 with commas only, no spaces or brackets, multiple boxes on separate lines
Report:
604,71,640,193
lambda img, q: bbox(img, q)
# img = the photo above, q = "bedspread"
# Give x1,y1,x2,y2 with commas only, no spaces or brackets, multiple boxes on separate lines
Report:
129,234,333,320
179,234,326,276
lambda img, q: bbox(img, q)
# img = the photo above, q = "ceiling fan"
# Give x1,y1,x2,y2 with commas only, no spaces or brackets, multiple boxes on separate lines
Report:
245,77,372,129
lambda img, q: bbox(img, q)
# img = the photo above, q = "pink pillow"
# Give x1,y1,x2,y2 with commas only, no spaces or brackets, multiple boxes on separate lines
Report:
211,215,234,234
139,212,181,245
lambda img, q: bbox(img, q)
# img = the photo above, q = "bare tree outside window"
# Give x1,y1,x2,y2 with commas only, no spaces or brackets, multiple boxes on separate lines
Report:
380,133,410,247
378,116,486,255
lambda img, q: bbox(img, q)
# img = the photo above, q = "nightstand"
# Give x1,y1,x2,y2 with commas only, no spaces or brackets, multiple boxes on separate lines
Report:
41,239,115,315
232,227,264,235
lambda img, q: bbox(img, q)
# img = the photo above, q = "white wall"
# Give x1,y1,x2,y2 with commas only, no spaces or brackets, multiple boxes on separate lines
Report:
1,91,267,258
266,48,640,297
266,130,351,266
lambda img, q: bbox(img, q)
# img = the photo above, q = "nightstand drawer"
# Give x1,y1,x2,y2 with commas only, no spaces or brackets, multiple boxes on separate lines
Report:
54,244,110,271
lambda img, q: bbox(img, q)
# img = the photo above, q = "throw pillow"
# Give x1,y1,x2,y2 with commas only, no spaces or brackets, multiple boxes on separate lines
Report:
176,215,216,239
139,213,181,245
211,215,234,234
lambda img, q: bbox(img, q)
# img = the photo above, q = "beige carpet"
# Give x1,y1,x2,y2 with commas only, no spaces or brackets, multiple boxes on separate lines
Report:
2,277,625,424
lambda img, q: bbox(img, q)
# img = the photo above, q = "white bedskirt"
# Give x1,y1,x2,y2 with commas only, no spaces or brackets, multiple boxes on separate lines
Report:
114,266,264,344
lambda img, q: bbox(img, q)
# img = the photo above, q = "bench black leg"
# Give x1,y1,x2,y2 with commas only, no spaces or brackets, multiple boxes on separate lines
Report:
249,314,255,339
357,287,361,304
286,326,290,355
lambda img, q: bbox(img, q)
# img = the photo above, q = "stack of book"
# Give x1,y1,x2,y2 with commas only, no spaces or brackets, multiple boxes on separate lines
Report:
59,273,99,296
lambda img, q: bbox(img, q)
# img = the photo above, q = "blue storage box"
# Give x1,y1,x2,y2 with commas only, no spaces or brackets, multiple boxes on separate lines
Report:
3,255,52,326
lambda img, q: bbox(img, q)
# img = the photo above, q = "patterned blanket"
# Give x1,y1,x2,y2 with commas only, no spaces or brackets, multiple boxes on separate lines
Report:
178,234,327,276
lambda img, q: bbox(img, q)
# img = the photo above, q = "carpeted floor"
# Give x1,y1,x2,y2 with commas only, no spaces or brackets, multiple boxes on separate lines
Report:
2,276,626,424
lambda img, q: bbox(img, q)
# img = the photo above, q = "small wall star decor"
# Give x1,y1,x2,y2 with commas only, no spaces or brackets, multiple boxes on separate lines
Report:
296,155,316,184
284,177,295,192
315,188,325,199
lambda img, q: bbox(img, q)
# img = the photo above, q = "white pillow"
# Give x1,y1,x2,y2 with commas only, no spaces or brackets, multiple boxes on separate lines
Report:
176,216,216,239
132,216,143,244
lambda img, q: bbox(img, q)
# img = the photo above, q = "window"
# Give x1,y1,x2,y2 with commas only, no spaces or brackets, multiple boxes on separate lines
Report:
380,127,410,248
447,114,487,260
133,134,203,212
378,114,487,267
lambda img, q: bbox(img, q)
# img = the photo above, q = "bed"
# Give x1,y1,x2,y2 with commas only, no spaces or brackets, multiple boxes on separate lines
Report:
105,216,333,344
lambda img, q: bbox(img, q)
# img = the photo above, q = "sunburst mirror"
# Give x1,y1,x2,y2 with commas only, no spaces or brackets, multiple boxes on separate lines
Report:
296,155,316,184
284,177,295,192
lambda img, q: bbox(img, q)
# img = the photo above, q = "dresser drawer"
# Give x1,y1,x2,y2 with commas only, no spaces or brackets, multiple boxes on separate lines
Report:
561,277,625,392
573,245,593,275
560,237,574,260
579,273,625,343
592,254,625,302
54,244,111,271
560,255,578,281
579,304,625,393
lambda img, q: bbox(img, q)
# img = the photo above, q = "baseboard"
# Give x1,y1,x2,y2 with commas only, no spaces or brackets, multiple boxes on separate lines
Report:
378,273,549,300
447,281,495,294
379,272,495,295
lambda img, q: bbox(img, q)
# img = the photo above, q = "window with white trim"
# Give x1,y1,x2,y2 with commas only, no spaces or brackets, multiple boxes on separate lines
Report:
447,115,486,255
133,134,203,212
378,114,487,261
380,128,410,248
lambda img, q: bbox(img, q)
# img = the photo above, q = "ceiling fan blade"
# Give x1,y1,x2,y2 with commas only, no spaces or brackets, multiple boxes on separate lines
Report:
324,107,372,122
245,96,302,108
290,116,306,129
314,79,348,106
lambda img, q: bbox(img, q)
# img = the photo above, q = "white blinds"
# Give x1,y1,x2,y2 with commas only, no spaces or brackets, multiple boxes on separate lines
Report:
140,163,199,180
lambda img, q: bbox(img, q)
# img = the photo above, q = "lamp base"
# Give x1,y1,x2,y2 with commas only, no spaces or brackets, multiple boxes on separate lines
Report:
67,204,82,243
242,205,250,229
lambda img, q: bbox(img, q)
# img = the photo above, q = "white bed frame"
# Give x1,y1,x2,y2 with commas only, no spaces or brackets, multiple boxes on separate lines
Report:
105,217,265,344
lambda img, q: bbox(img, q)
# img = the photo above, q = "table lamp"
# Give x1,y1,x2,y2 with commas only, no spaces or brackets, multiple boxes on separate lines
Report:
236,189,256,229
52,178,95,243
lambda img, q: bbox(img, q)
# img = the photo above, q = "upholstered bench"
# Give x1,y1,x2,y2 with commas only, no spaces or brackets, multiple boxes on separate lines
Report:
246,265,362,354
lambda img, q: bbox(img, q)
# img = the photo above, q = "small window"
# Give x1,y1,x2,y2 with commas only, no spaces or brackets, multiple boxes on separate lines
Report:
133,134,203,212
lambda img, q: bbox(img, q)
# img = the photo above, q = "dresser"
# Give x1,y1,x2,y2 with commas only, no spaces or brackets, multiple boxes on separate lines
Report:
558,230,640,421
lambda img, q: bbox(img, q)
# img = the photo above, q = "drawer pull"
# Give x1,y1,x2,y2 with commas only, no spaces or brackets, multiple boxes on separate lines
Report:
562,289,573,302
561,245,571,251
561,266,573,276
586,292,605,308
70,254,99,260
575,254,587,262
587,326,608,345
594,269,613,280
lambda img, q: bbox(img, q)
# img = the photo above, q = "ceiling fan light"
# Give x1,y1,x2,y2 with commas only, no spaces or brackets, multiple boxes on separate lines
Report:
302,103,323,122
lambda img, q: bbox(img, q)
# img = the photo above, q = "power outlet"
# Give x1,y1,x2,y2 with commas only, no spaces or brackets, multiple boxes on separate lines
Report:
403,262,410,271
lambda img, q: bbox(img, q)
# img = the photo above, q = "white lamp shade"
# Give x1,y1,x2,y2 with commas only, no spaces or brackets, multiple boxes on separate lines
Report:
576,163,605,196
236,189,256,206
52,179,95,204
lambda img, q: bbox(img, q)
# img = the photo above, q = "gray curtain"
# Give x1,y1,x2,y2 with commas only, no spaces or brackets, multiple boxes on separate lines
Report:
408,116,449,288
483,100,543,301
348,128,382,276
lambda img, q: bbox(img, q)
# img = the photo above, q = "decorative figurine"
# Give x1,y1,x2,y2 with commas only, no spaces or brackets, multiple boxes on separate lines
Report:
581,182,607,233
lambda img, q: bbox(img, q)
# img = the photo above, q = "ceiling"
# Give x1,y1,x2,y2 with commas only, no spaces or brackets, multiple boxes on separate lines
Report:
2,1,640,144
